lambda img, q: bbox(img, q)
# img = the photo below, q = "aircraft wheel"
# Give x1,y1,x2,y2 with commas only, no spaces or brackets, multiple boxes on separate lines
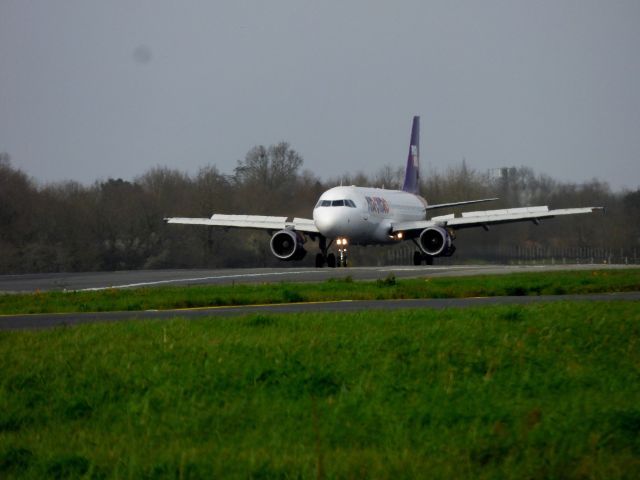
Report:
424,255,434,265
413,251,422,266
327,253,336,268
315,253,325,268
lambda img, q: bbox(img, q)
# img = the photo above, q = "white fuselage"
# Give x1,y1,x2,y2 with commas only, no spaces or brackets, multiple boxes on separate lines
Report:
312,186,428,244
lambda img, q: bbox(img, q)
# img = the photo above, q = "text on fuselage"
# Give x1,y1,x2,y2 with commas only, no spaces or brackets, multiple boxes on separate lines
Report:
365,196,390,215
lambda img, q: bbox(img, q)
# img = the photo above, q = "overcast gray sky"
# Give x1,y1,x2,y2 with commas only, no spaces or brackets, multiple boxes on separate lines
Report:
1,1,639,191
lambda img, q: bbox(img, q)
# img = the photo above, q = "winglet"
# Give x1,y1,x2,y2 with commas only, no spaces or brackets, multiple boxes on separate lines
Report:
402,116,420,195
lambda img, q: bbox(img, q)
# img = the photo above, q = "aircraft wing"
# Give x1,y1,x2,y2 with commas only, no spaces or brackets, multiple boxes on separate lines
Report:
165,214,319,233
391,206,603,232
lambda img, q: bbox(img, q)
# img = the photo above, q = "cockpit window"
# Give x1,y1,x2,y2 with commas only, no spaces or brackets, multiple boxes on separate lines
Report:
316,199,356,208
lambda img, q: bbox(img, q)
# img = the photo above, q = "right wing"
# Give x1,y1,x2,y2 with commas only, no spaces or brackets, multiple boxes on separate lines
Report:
165,214,319,233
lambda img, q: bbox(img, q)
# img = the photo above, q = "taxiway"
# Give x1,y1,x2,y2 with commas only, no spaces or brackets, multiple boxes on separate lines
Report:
1,291,638,330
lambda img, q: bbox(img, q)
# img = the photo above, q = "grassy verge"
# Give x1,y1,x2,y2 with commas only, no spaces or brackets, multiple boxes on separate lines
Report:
1,301,639,478
1,268,639,315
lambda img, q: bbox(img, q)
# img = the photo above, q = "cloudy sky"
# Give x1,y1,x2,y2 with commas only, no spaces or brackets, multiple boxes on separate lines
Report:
1,1,639,191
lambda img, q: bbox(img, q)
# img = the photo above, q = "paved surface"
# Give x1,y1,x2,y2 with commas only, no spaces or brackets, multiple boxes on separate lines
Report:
0,264,636,293
1,292,638,331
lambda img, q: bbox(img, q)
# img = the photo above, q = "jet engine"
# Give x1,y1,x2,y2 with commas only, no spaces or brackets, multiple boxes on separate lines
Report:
418,226,455,257
270,230,307,261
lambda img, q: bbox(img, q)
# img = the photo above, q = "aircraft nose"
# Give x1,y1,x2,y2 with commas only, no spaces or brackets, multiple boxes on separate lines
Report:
313,208,340,236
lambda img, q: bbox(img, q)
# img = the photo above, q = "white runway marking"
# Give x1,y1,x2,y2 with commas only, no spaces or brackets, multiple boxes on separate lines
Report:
378,266,479,272
79,270,325,291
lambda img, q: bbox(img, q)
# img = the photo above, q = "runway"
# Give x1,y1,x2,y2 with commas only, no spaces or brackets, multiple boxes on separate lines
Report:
1,291,638,330
0,263,636,293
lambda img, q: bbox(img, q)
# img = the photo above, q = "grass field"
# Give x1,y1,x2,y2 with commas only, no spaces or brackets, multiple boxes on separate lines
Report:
1,301,639,478
1,268,639,314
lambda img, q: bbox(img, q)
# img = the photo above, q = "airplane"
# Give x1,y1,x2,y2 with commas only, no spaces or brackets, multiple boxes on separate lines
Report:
166,116,602,268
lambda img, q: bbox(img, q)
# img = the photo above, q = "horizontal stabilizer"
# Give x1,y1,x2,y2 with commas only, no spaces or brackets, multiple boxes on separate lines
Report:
425,198,499,211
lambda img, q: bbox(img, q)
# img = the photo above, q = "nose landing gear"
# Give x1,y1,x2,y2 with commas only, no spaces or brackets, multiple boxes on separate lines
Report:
315,236,349,268
337,248,348,267
335,238,349,267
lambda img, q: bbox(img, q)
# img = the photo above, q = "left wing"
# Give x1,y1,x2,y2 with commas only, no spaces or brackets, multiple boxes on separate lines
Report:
392,206,603,232
165,214,319,233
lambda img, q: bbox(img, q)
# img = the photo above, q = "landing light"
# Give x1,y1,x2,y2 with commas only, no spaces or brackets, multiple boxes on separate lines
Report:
336,238,348,246
397,232,404,240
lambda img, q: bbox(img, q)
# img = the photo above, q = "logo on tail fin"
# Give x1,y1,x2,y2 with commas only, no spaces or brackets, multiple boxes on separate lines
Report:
402,116,420,194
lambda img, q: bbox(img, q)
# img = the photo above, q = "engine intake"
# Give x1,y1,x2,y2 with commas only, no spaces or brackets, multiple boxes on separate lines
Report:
419,226,453,257
270,230,307,261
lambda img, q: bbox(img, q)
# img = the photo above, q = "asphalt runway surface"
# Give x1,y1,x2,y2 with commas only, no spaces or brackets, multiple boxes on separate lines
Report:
1,291,638,331
1,264,637,330
0,263,636,293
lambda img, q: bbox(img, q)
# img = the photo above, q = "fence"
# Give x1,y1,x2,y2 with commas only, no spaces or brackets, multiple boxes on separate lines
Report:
375,245,640,266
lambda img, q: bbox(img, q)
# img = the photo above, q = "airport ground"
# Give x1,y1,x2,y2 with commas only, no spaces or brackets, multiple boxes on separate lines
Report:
1,265,638,477
0,263,636,293
1,300,639,478
0,264,638,330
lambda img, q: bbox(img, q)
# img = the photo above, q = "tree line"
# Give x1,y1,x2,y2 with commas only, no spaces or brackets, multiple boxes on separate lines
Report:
0,147,638,274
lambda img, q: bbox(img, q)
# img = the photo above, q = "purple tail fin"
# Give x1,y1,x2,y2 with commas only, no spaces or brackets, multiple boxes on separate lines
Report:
402,116,420,194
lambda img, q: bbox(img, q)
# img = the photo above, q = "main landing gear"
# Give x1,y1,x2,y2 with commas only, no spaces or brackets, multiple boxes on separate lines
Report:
413,251,434,266
315,236,348,268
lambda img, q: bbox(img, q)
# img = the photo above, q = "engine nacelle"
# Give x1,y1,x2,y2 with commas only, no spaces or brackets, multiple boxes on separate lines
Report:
270,230,307,261
418,226,454,257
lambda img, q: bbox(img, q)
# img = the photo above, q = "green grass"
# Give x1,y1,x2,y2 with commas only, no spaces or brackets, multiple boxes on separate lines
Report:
1,268,639,315
1,301,639,478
